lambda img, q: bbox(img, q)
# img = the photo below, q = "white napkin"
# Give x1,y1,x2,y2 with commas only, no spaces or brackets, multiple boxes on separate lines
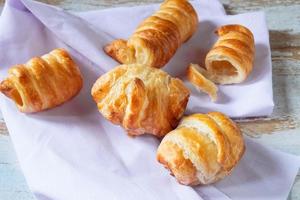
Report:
0,0,298,200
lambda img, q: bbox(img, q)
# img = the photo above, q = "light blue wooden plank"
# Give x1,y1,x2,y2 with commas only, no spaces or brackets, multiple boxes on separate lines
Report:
0,135,36,200
255,129,300,200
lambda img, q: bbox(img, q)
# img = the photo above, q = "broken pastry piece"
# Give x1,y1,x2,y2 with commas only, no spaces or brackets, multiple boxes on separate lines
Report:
188,25,254,101
187,64,218,102
205,24,255,84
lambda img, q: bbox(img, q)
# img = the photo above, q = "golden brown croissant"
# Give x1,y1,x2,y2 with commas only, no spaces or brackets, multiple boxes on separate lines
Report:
104,0,198,68
157,112,245,185
205,24,255,84
91,64,190,137
0,49,83,113
186,64,218,102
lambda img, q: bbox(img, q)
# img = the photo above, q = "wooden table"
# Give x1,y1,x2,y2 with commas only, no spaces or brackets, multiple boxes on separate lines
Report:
0,0,299,199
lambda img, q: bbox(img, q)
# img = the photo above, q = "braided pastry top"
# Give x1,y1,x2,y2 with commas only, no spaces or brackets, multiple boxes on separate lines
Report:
157,112,245,185
205,24,255,84
104,0,198,68
0,49,83,113
91,64,190,137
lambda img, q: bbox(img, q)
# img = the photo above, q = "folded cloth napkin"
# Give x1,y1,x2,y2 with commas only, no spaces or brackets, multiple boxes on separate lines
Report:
0,0,298,200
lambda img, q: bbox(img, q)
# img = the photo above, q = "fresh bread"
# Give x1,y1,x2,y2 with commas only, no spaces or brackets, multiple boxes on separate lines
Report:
104,0,198,68
157,112,245,185
186,64,218,102
205,24,255,84
91,64,190,137
0,49,83,113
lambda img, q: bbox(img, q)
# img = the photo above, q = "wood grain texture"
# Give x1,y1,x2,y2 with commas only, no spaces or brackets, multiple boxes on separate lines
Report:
0,135,35,200
0,119,8,136
0,0,299,199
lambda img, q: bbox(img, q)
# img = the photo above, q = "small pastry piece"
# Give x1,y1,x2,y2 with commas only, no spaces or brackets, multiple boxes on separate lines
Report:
157,112,245,185
105,0,198,68
205,24,255,84
0,49,83,113
91,64,190,137
187,64,218,102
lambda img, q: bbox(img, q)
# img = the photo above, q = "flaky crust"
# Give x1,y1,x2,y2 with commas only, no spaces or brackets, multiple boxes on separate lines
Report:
105,0,198,68
91,64,190,137
157,112,245,185
0,49,83,113
186,64,218,102
205,24,255,84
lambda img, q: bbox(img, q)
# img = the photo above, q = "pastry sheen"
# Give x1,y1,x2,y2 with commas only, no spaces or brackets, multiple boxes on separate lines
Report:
205,24,255,84
105,0,198,68
0,49,83,113
157,112,245,185
91,64,190,137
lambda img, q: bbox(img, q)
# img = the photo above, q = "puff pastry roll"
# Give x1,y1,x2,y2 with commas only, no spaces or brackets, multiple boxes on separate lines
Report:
205,24,255,84
105,0,198,68
91,64,190,137
157,112,245,185
0,49,83,113
187,64,218,102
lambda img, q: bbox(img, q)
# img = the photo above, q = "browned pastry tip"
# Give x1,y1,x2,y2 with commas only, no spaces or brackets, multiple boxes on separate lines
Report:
0,48,83,113
104,39,136,64
205,24,255,84
91,64,190,137
0,79,22,106
104,0,198,68
157,112,245,185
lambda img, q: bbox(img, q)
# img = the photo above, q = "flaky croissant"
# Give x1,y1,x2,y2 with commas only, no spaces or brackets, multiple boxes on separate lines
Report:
157,112,245,185
105,0,198,68
205,24,255,84
0,49,83,113
91,64,190,137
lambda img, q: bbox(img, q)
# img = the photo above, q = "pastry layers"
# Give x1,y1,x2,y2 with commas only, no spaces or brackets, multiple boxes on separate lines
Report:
105,0,198,68
157,112,245,185
91,64,190,137
205,24,255,84
0,49,83,113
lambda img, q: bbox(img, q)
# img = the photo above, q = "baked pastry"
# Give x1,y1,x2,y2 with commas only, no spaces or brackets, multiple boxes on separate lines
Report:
186,64,218,102
104,0,198,68
91,64,190,137
0,49,83,113
157,112,245,185
205,24,255,84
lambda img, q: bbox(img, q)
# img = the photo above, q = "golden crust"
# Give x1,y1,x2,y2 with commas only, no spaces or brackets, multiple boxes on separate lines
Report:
157,112,245,185
208,112,245,171
157,141,199,185
104,39,136,64
0,49,83,113
91,64,190,137
104,0,198,68
186,64,218,102
205,24,255,84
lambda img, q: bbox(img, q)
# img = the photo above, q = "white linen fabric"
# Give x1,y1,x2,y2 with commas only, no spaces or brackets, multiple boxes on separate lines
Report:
0,0,298,200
